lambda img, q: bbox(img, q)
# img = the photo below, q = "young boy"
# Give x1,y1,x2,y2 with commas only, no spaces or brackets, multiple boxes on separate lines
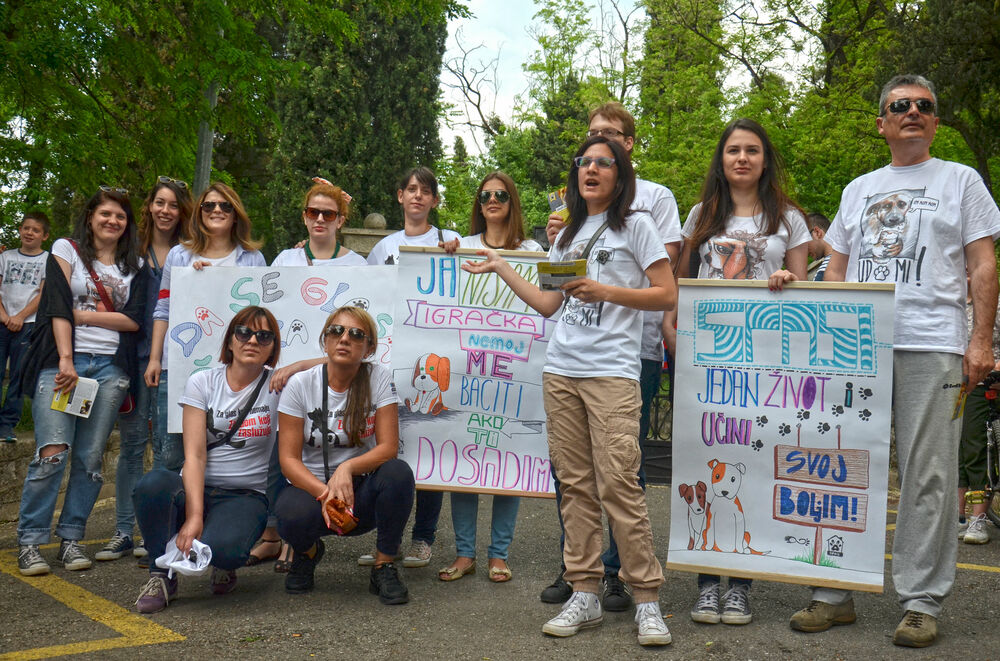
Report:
0,212,49,441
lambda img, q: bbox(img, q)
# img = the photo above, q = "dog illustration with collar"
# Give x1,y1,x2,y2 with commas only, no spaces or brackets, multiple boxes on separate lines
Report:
702,459,767,554
404,353,450,415
678,481,708,550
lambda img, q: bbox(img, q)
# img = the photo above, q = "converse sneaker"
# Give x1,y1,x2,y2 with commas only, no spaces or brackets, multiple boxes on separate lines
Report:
358,552,376,566
285,540,325,594
133,539,148,558
721,583,752,624
370,562,409,604
57,539,92,571
635,601,672,646
789,599,857,632
893,610,937,648
540,569,572,603
135,572,178,613
210,568,238,595
18,545,50,576
401,540,432,568
690,581,721,624
601,574,633,612
96,531,134,560
963,513,990,544
542,591,603,637
957,517,969,539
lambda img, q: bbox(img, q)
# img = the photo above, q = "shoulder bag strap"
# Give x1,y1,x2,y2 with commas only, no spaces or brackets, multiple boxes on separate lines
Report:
579,220,610,264
321,363,332,481
69,240,116,312
206,368,270,453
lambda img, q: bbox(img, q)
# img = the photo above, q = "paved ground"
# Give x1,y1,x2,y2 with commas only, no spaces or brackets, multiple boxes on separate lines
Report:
1,486,999,660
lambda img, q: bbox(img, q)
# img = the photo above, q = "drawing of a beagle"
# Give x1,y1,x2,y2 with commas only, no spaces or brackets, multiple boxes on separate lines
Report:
702,459,767,555
404,353,450,415
678,481,708,550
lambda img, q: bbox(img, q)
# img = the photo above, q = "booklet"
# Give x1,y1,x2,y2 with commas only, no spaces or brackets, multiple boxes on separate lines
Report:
547,187,569,223
51,377,100,418
537,259,587,291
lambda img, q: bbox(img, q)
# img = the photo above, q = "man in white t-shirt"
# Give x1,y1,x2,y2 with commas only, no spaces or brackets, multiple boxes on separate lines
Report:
542,103,682,611
787,74,1000,649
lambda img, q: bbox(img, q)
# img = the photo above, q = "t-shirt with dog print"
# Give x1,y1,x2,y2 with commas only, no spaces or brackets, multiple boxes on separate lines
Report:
278,363,397,481
545,210,668,382
825,157,1000,354
179,366,279,493
680,205,810,282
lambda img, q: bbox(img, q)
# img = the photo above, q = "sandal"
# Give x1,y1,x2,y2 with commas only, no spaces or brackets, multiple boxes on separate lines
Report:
488,560,512,583
246,537,281,566
438,558,476,581
274,542,294,573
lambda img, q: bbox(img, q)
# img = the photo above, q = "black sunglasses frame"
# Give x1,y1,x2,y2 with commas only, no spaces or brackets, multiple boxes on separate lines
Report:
324,324,368,342
885,98,936,116
201,200,234,214
233,325,275,346
478,190,511,205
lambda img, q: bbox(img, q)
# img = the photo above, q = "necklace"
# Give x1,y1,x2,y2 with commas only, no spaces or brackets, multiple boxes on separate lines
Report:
304,240,339,265
482,235,504,250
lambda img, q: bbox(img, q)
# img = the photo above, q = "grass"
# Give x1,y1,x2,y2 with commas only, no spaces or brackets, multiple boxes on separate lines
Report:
791,552,841,568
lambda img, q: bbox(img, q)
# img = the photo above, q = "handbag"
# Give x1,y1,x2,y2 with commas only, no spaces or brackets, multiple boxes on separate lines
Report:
320,363,359,534
205,369,270,453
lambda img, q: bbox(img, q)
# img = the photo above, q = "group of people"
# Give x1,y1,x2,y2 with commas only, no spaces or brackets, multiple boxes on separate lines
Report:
8,73,999,651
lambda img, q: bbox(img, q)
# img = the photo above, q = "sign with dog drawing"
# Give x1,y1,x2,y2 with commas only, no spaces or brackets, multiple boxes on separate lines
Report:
667,280,895,592
393,247,556,497
166,266,396,432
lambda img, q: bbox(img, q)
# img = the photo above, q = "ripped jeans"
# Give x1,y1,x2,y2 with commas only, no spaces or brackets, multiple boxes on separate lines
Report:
17,355,129,545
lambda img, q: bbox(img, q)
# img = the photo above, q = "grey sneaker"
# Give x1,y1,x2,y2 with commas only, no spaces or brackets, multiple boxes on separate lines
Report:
893,610,937,648
18,545,50,576
135,572,178,613
964,513,990,544
542,591,603,637
690,581,721,624
57,539,92,571
635,601,672,646
133,539,148,558
96,531,134,560
721,583,752,624
402,540,432,568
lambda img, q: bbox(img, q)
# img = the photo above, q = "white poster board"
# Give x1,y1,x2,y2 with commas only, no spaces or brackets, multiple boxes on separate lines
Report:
667,280,895,592
393,247,556,497
166,266,396,432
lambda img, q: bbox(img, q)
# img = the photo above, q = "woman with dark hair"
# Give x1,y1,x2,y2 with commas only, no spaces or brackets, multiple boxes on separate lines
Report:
458,171,543,252
676,118,808,626
275,306,414,605
132,306,281,613
462,136,676,647
99,177,192,564
16,187,147,577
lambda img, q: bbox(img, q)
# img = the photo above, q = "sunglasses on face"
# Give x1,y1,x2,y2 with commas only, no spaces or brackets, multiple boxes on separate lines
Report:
157,176,188,189
574,156,616,169
885,98,935,116
201,200,234,214
304,207,342,222
478,190,510,205
233,325,275,346
324,324,368,343
586,128,625,139
99,185,128,195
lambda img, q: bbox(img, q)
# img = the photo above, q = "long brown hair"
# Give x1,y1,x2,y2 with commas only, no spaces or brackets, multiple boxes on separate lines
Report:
469,172,526,250
184,182,261,255
322,306,378,448
138,180,192,256
557,137,636,251
73,189,141,275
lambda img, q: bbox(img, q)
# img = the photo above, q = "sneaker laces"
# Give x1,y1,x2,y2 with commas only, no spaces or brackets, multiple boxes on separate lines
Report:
136,575,171,607
61,540,86,561
635,601,664,627
555,592,595,623
695,583,719,611
604,576,629,598
903,611,926,628
968,513,988,532
723,585,749,612
802,600,824,613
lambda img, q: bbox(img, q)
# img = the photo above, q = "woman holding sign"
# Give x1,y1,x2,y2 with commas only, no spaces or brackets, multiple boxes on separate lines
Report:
274,306,415,605
462,136,676,647
674,118,809,626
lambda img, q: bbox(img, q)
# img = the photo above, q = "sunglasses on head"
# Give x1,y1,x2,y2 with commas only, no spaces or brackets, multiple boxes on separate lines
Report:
201,200,234,214
304,207,342,222
478,190,510,205
100,185,128,195
573,156,616,169
324,324,368,342
885,98,935,116
233,325,275,346
157,176,188,189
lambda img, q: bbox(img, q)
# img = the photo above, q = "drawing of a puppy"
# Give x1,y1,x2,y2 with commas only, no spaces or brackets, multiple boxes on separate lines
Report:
678,481,708,550
404,353,450,415
702,459,766,555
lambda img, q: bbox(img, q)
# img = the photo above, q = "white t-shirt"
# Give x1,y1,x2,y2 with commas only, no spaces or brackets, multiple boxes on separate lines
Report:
457,234,544,252
271,247,367,267
278,363,398,481
52,238,139,355
545,211,668,381
366,226,462,265
178,366,279,493
635,178,682,361
680,205,810,280
0,249,47,322
825,157,1000,354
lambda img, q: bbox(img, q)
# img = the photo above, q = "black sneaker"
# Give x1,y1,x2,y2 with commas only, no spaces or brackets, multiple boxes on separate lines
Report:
285,540,324,594
601,574,633,612
370,562,409,605
540,569,572,603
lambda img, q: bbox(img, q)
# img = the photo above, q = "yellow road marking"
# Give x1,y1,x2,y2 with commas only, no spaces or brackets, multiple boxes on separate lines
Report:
0,549,184,660
882,554,1000,573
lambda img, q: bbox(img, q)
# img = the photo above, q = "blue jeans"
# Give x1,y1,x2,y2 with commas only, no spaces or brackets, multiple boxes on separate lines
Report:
133,468,268,572
450,492,520,559
0,322,33,431
412,490,443,545
154,370,183,471
115,377,157,535
17,355,129,545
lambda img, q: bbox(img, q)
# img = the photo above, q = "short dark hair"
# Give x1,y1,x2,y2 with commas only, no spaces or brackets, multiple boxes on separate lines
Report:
589,102,635,138
22,212,51,234
397,167,438,199
878,74,937,116
806,212,830,232
219,306,281,367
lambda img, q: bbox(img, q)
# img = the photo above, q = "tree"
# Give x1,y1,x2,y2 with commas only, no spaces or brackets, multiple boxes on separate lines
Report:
436,136,482,235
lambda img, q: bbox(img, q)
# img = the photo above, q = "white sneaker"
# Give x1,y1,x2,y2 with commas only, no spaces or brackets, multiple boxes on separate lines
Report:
958,518,969,540
964,513,990,544
358,552,376,566
635,601,672,646
542,591,603,637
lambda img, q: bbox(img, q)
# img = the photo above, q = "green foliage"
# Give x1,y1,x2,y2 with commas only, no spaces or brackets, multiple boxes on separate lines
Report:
436,137,482,235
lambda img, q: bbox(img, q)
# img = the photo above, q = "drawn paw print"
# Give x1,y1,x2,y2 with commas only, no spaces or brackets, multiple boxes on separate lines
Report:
755,415,768,427
873,265,890,281
858,408,872,421
796,409,810,420
196,309,209,321
831,404,844,417
817,422,831,434
778,423,791,436
859,387,873,400
595,250,611,264
348,298,370,310
291,321,303,333
752,439,764,452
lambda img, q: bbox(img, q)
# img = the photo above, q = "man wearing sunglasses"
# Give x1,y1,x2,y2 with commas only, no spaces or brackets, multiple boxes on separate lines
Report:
540,102,682,613
785,75,1000,648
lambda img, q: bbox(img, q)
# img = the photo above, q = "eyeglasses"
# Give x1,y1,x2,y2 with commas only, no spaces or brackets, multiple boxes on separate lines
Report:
157,176,188,189
885,98,935,116
99,185,128,195
478,190,510,205
200,200,234,214
574,156,616,169
324,324,368,342
304,207,342,222
233,325,275,346
586,128,625,139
